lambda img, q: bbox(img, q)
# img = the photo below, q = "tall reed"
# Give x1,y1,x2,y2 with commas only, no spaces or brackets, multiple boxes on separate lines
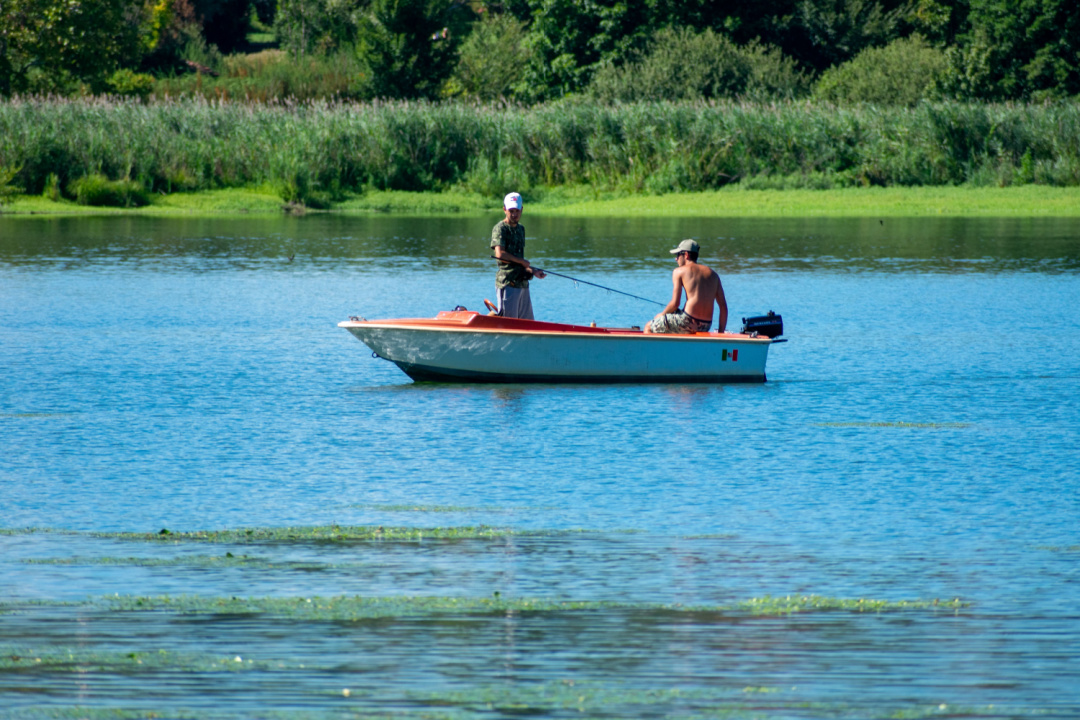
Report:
1,97,1078,199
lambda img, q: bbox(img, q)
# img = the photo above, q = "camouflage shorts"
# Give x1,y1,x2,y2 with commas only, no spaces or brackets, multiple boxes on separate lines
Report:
648,310,710,334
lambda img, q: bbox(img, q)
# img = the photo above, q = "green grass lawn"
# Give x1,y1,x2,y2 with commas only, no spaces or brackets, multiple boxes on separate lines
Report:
537,185,1080,217
3,185,1079,218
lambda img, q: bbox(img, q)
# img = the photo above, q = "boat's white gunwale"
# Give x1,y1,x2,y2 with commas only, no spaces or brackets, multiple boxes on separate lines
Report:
338,321,770,344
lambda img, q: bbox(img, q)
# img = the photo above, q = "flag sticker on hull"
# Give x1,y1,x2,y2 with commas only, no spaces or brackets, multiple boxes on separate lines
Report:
722,349,738,361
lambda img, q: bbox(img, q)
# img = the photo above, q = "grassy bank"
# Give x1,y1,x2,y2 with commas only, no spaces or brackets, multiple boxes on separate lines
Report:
4,185,1080,218
2,98,1079,211
538,185,1080,217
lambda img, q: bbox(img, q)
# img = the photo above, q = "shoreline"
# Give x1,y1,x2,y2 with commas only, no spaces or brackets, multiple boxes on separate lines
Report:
2,185,1079,218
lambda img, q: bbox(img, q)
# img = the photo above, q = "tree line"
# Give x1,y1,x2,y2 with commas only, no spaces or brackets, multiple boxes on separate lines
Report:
1,0,1077,105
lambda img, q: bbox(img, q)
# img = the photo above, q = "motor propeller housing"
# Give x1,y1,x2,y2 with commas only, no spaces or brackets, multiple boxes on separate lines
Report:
741,311,784,338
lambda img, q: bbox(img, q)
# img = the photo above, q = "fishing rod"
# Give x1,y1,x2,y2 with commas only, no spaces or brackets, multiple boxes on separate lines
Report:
491,255,665,307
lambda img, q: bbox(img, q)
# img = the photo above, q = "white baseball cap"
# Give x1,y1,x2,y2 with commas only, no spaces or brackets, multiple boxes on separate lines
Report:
503,192,523,210
670,239,700,254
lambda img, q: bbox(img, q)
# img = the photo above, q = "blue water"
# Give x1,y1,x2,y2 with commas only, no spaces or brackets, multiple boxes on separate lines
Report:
2,214,1079,718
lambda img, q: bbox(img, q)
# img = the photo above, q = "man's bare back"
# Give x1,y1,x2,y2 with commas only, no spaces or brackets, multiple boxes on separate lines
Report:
645,240,728,334
676,262,724,325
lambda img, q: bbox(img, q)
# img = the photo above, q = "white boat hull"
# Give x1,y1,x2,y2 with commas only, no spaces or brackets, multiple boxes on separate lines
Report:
340,312,775,383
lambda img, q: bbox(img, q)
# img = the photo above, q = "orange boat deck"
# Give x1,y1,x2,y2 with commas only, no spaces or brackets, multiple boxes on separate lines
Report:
351,310,750,339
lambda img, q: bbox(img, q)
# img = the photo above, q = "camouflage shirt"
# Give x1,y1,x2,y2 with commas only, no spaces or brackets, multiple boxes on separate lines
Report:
490,219,529,289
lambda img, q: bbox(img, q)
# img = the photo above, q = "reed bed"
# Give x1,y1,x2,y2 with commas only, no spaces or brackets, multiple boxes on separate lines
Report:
2,97,1078,202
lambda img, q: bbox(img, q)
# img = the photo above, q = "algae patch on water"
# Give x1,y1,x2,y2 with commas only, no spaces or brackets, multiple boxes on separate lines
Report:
14,594,966,620
0,527,82,537
0,646,274,674
92,524,536,544
21,554,362,572
735,595,966,615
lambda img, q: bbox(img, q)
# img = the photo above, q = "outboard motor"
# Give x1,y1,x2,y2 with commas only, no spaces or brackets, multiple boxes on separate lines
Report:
741,311,783,338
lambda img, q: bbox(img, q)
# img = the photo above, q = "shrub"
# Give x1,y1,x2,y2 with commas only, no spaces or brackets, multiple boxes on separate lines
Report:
42,172,61,201
442,12,533,101
154,49,365,102
814,35,949,106
354,0,474,100
180,35,226,75
69,174,150,207
278,165,332,209
106,69,156,99
0,165,22,205
588,27,809,103
274,0,362,57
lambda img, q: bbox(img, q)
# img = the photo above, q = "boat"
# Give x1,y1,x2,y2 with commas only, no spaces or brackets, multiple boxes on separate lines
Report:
338,309,784,383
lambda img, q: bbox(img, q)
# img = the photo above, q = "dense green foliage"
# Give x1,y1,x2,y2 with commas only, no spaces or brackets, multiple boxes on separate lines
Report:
443,12,533,100
0,0,147,95
69,174,151,206
0,164,21,204
2,97,1077,207
353,0,474,99
943,0,1080,101
588,27,809,103
154,49,365,101
814,35,949,106
3,0,1078,103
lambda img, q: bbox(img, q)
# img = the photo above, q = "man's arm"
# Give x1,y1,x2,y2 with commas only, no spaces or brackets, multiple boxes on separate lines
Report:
493,245,529,269
493,246,545,278
714,276,728,332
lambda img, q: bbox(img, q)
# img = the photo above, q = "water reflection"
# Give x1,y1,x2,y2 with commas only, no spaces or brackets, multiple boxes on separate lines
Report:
4,215,1080,273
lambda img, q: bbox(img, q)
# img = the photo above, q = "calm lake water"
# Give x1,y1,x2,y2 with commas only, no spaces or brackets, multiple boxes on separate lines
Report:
2,213,1079,719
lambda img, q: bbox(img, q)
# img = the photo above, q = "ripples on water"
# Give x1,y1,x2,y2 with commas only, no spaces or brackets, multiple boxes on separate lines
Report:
1,214,1079,718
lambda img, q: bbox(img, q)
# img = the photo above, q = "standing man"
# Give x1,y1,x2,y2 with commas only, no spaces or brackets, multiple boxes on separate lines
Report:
645,239,728,334
490,191,545,320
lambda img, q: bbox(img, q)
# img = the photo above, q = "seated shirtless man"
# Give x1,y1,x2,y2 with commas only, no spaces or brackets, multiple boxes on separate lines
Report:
644,239,728,334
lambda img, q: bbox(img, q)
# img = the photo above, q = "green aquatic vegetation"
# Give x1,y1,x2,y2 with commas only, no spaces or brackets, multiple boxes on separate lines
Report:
736,595,966,615
0,647,273,674
20,554,365,571
94,524,529,544
400,683,1007,720
407,680,757,715
0,527,77,536
102,594,635,619
816,421,971,429
0,599,83,616
0,711,207,720
65,593,967,620
0,710,407,720
1,594,968,620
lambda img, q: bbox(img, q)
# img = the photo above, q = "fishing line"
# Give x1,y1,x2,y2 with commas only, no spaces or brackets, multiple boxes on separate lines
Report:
491,256,664,307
